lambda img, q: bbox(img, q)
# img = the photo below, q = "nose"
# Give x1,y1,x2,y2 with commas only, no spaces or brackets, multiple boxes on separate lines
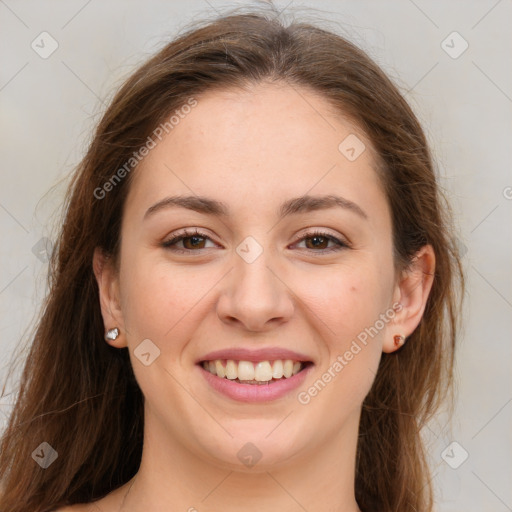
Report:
216,251,294,333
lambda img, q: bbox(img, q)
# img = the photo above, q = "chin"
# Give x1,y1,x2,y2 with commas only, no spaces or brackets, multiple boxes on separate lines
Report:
193,427,307,472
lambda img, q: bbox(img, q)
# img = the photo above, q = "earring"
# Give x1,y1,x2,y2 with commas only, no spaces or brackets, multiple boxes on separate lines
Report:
393,334,405,348
105,327,120,341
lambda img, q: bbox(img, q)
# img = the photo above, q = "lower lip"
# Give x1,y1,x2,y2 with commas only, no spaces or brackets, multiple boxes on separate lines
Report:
198,363,313,403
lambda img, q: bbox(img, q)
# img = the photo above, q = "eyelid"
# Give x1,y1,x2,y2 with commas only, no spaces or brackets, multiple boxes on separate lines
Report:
161,228,217,251
289,229,350,255
161,228,352,257
162,227,351,254
292,227,351,247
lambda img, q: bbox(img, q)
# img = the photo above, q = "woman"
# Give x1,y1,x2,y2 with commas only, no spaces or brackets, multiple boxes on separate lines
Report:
0,6,463,512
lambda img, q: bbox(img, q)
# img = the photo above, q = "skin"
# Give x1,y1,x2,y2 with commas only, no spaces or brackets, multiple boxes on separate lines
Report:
64,82,434,512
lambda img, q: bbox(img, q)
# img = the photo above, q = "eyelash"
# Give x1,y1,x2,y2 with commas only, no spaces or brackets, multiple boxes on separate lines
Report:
161,228,349,255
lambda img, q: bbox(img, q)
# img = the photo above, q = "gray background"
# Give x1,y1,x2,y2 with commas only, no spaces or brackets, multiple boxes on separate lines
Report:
1,1,511,510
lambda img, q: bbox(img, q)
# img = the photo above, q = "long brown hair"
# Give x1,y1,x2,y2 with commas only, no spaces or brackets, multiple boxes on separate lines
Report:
0,5,464,511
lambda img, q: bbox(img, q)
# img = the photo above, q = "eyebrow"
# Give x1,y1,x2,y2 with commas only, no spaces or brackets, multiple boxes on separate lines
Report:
143,193,368,221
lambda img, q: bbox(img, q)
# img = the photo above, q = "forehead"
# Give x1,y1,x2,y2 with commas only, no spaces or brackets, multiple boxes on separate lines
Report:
126,82,387,225
155,82,368,167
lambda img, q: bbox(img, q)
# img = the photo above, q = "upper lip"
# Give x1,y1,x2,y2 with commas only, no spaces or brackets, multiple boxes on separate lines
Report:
197,347,313,364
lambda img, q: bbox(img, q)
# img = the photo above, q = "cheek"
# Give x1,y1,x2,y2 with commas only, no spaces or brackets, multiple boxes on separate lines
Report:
293,261,391,342
119,252,200,345
293,260,391,398
294,267,387,422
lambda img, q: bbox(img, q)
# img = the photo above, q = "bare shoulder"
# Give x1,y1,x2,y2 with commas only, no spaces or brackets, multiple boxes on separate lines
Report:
53,479,133,512
53,505,98,512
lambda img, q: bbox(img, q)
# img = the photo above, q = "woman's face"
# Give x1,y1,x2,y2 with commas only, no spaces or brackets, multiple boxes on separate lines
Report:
95,82,423,471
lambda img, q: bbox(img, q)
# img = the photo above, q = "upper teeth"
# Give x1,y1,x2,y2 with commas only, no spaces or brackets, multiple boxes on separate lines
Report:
202,359,304,381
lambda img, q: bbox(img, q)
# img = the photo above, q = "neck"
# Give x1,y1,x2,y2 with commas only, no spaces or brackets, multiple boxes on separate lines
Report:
108,408,363,512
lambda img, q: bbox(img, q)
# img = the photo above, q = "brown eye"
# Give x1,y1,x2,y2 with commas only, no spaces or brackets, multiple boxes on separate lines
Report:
294,230,349,254
304,235,330,250
162,229,215,253
182,235,207,250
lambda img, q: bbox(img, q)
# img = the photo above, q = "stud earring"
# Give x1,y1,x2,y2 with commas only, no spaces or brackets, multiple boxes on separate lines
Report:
105,327,120,341
393,334,405,348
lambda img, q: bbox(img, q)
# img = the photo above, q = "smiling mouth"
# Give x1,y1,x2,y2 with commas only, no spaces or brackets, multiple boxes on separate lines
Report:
200,359,313,385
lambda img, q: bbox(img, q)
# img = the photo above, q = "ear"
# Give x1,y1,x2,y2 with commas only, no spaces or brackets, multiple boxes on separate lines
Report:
382,244,435,354
92,247,127,348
